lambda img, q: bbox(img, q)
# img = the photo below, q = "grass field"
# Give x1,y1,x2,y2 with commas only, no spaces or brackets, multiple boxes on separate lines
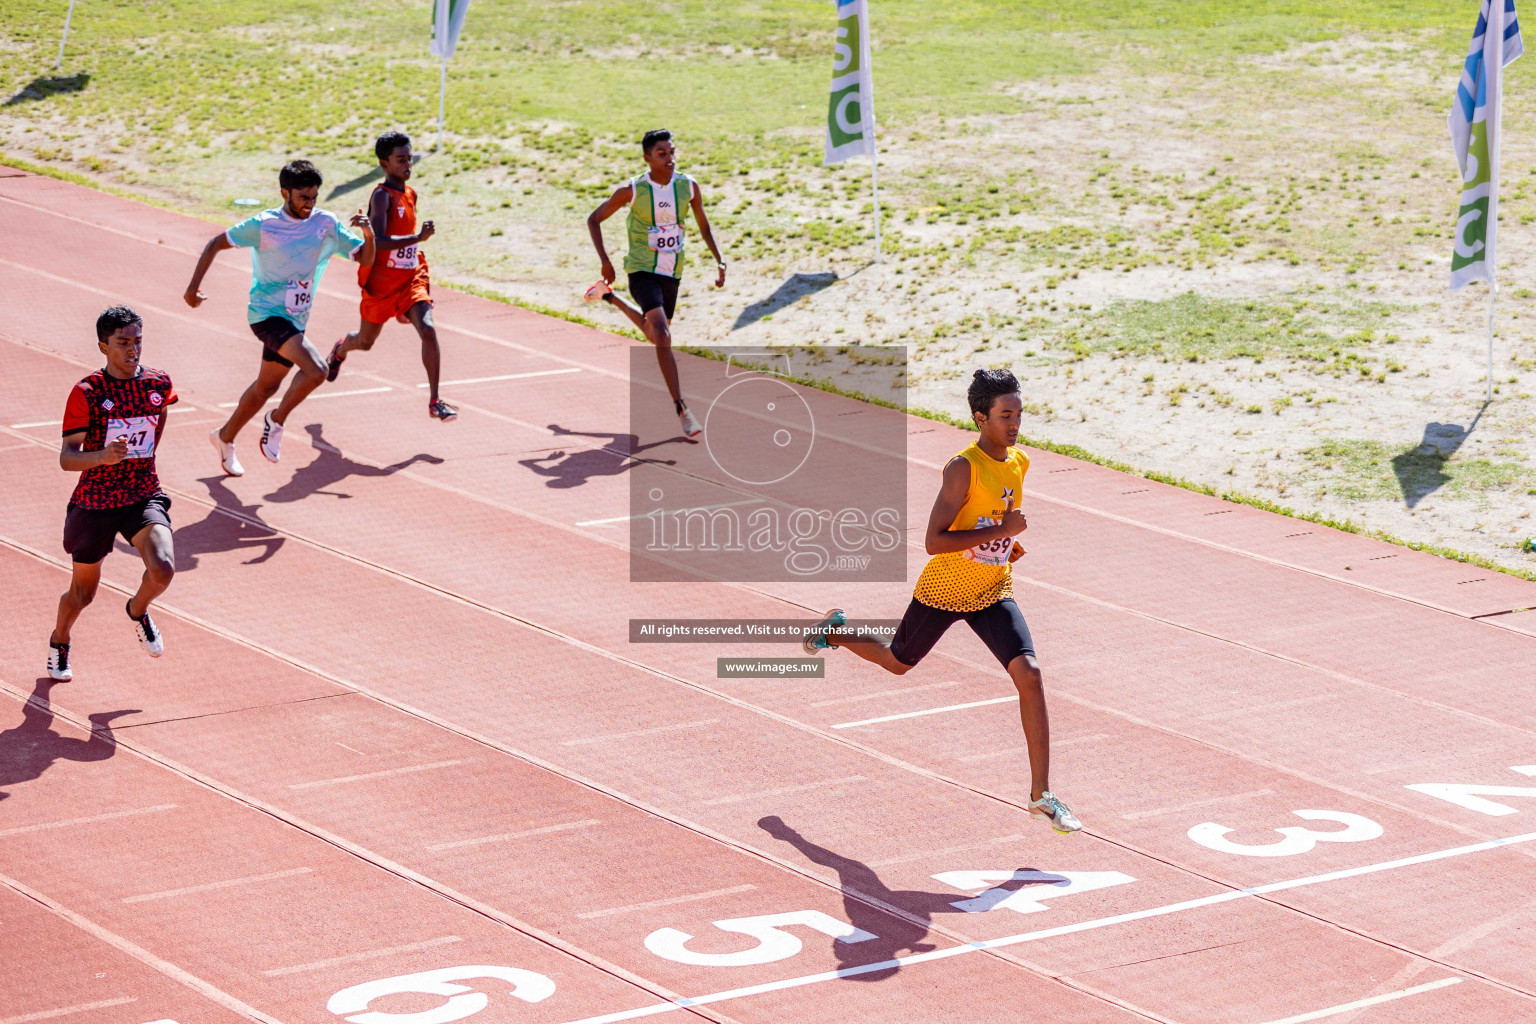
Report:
4,0,1536,570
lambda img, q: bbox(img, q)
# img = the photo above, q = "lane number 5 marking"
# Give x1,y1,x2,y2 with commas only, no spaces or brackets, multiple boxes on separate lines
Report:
645,910,877,967
1188,810,1383,858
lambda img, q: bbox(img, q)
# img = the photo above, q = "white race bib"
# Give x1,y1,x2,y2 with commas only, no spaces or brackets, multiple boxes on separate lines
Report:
285,277,313,317
963,516,1012,566
648,224,684,253
108,415,158,460
387,243,419,270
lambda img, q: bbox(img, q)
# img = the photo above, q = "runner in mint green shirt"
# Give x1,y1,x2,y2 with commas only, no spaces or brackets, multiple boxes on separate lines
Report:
585,129,726,439
183,160,374,474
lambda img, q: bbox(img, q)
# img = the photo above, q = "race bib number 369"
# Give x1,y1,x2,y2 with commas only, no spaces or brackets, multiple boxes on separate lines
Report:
648,224,684,253
285,277,313,317
964,516,1012,565
108,415,158,459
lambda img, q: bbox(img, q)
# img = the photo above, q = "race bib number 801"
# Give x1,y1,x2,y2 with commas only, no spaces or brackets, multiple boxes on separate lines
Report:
648,224,684,253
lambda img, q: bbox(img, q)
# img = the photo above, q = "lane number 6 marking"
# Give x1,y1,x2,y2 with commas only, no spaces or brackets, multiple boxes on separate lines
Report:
1188,810,1383,858
327,966,555,1024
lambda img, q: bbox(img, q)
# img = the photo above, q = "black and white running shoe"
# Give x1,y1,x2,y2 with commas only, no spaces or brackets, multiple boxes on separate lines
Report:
127,600,163,658
47,640,72,681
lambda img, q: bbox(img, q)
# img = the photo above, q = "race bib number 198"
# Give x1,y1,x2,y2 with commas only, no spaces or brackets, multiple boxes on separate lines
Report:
108,415,158,459
285,277,313,317
964,516,1012,566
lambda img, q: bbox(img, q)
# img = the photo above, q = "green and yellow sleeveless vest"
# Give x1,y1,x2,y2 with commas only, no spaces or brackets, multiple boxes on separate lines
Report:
624,173,693,278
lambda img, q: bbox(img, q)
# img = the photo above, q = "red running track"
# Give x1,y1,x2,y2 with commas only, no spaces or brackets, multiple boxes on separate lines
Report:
4,167,1536,1024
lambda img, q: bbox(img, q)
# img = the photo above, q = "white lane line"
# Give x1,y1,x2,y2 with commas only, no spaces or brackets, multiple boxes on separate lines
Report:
420,368,581,387
122,866,312,904
288,758,464,789
576,499,762,528
832,695,1017,730
0,870,286,1024
1255,977,1464,1024
0,997,137,1024
700,775,867,807
809,679,965,709
263,935,462,977
554,829,1536,1024
1120,788,1277,821
869,834,1030,869
427,818,600,852
577,884,758,920
958,734,1109,763
215,386,391,408
0,803,177,838
560,720,717,747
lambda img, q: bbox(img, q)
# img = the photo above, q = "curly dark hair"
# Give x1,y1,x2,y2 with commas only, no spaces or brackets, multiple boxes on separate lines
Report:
95,305,142,343
967,367,1020,417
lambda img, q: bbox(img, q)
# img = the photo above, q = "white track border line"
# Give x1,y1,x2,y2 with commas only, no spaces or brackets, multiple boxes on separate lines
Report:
555,832,1536,1024
3,191,1531,622
1256,976,1462,1024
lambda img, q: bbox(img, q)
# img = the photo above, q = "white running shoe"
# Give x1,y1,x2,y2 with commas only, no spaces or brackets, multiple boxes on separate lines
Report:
679,406,703,438
128,600,163,658
1029,792,1082,834
801,609,846,656
259,411,283,463
47,640,72,681
209,429,244,476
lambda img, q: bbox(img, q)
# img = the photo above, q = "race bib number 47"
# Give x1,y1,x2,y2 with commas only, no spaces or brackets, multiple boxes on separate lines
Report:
387,244,419,270
108,415,158,459
648,224,684,253
285,277,313,317
964,516,1012,565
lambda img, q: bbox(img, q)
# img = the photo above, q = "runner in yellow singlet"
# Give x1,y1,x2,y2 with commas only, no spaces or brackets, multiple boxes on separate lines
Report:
804,368,1081,834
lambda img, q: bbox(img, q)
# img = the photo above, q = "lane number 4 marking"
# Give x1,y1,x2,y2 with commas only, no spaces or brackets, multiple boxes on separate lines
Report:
1188,810,1383,858
327,966,555,1024
645,910,877,967
1406,766,1536,816
932,870,1136,914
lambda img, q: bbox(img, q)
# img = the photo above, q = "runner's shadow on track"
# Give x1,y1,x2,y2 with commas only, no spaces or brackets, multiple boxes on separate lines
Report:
733,273,839,331
170,476,286,570
0,680,137,802
519,425,681,489
760,815,1041,981
263,425,443,504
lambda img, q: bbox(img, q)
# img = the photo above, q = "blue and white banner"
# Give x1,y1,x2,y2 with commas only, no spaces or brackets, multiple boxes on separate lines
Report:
1450,0,1523,291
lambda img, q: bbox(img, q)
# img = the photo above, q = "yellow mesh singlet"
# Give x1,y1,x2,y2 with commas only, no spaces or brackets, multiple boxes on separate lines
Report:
911,443,1030,613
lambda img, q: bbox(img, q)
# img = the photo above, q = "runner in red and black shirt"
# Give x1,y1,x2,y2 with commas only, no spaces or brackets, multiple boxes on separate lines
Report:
49,307,179,682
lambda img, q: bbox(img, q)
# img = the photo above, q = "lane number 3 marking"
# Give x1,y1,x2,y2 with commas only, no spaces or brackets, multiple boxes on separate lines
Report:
1188,810,1383,857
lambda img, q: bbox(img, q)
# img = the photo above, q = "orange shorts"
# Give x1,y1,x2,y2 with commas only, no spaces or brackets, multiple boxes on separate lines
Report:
360,269,431,325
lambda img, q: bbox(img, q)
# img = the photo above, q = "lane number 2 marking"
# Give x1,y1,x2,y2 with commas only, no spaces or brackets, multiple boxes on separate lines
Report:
1188,810,1383,857
932,870,1136,914
327,966,555,1024
645,910,877,967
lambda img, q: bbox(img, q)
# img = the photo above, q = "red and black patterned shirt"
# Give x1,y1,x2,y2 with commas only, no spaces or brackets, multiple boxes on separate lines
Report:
62,366,177,509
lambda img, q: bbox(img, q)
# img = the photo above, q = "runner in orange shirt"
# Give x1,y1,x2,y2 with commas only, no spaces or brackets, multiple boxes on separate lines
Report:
327,131,456,422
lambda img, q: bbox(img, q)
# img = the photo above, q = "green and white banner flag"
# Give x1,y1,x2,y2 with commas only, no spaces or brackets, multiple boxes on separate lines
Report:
431,0,472,59
825,0,875,165
1450,0,1523,291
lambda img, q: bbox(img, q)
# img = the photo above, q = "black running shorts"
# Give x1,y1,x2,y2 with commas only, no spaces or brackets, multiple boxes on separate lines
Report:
628,271,680,320
889,597,1036,670
63,493,172,564
250,316,301,368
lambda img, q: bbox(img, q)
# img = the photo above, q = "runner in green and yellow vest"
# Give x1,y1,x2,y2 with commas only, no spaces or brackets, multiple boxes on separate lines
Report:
585,129,726,438
801,368,1082,835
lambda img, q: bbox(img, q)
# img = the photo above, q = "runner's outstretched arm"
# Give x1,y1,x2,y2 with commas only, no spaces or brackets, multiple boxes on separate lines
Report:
183,233,234,308
369,187,432,250
587,184,635,286
689,183,726,289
